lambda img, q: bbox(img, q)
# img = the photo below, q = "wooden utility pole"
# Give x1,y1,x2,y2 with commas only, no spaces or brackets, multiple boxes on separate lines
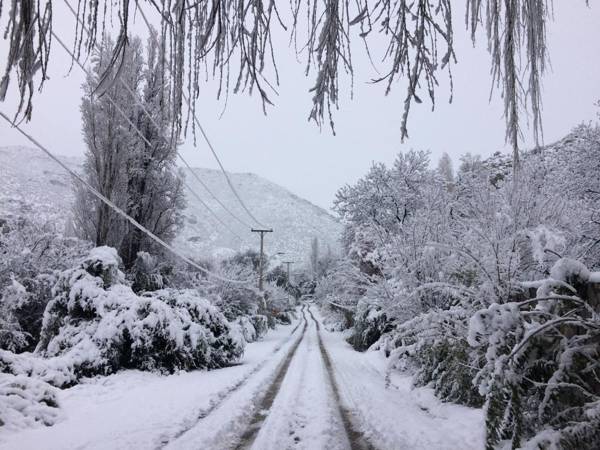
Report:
251,228,273,291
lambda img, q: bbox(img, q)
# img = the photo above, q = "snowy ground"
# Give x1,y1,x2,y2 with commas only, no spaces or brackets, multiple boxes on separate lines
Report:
0,305,484,449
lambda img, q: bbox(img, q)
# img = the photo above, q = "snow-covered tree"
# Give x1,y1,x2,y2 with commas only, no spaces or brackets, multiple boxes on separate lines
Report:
73,36,142,249
74,34,185,268
437,152,454,184
119,35,185,269
310,237,319,281
0,216,90,352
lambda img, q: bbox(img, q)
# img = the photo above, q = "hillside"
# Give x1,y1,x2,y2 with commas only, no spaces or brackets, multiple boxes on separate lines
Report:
0,146,342,264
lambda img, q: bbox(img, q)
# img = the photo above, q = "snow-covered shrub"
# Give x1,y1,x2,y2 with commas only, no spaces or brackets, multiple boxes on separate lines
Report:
382,308,483,407
33,247,244,381
0,373,62,430
232,314,270,343
347,301,394,351
469,258,600,449
250,314,269,338
313,260,362,331
129,251,166,293
235,316,258,343
0,216,90,352
0,274,59,353
273,310,293,325
1,277,30,351
320,306,352,332
205,257,262,321
0,216,90,287
264,283,296,325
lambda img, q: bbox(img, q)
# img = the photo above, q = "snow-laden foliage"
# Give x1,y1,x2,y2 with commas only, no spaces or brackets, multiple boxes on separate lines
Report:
160,249,297,343
315,126,600,440
0,374,62,431
0,277,30,352
469,258,600,449
347,301,394,352
380,307,483,407
0,216,90,352
7,246,246,386
129,251,168,293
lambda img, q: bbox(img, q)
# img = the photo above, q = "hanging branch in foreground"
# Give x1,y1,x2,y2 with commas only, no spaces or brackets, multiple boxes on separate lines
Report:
0,0,52,122
466,0,552,165
0,0,576,160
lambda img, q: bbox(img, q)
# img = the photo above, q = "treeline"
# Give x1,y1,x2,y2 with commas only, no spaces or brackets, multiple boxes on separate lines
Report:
315,124,600,449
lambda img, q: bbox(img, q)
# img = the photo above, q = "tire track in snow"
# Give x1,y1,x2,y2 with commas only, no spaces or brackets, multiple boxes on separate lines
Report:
156,305,307,449
233,307,310,450
249,304,348,450
307,306,377,450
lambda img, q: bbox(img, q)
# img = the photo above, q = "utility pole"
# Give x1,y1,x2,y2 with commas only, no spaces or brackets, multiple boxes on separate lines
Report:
251,228,273,291
283,261,295,303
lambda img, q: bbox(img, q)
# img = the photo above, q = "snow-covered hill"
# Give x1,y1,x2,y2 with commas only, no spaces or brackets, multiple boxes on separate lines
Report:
0,146,342,263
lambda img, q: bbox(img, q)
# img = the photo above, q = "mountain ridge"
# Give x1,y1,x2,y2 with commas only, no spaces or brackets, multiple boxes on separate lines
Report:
0,145,342,265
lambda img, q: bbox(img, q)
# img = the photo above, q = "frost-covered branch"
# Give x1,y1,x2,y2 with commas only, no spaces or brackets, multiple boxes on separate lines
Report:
0,0,574,158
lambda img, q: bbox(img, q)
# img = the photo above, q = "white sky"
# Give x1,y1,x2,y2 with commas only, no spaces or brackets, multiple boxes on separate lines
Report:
1,2,599,210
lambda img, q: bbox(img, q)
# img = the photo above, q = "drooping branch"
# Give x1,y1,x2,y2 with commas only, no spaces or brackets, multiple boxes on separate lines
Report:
0,0,53,122
466,0,551,163
0,0,576,161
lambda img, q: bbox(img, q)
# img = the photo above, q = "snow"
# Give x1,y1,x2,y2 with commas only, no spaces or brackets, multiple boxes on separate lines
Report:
549,258,590,284
588,271,600,283
0,374,63,431
0,307,484,449
528,226,566,266
248,313,347,450
467,302,521,347
0,320,301,449
311,308,485,450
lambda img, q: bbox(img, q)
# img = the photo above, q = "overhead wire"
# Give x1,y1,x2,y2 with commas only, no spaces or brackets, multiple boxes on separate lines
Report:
132,1,269,229
63,0,267,231
0,110,247,284
51,32,245,243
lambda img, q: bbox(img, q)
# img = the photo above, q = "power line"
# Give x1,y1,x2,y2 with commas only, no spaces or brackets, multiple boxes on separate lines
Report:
0,111,247,285
131,1,269,229
63,0,265,231
51,32,244,243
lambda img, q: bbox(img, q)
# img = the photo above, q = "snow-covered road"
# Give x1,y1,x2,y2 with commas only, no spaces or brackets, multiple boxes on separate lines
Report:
0,305,484,449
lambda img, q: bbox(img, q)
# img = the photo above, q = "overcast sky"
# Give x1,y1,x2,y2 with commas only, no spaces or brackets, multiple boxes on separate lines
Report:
1,2,599,211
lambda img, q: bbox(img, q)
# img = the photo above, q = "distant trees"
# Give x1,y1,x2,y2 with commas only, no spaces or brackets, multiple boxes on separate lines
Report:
437,153,454,184
310,237,319,281
73,34,184,268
